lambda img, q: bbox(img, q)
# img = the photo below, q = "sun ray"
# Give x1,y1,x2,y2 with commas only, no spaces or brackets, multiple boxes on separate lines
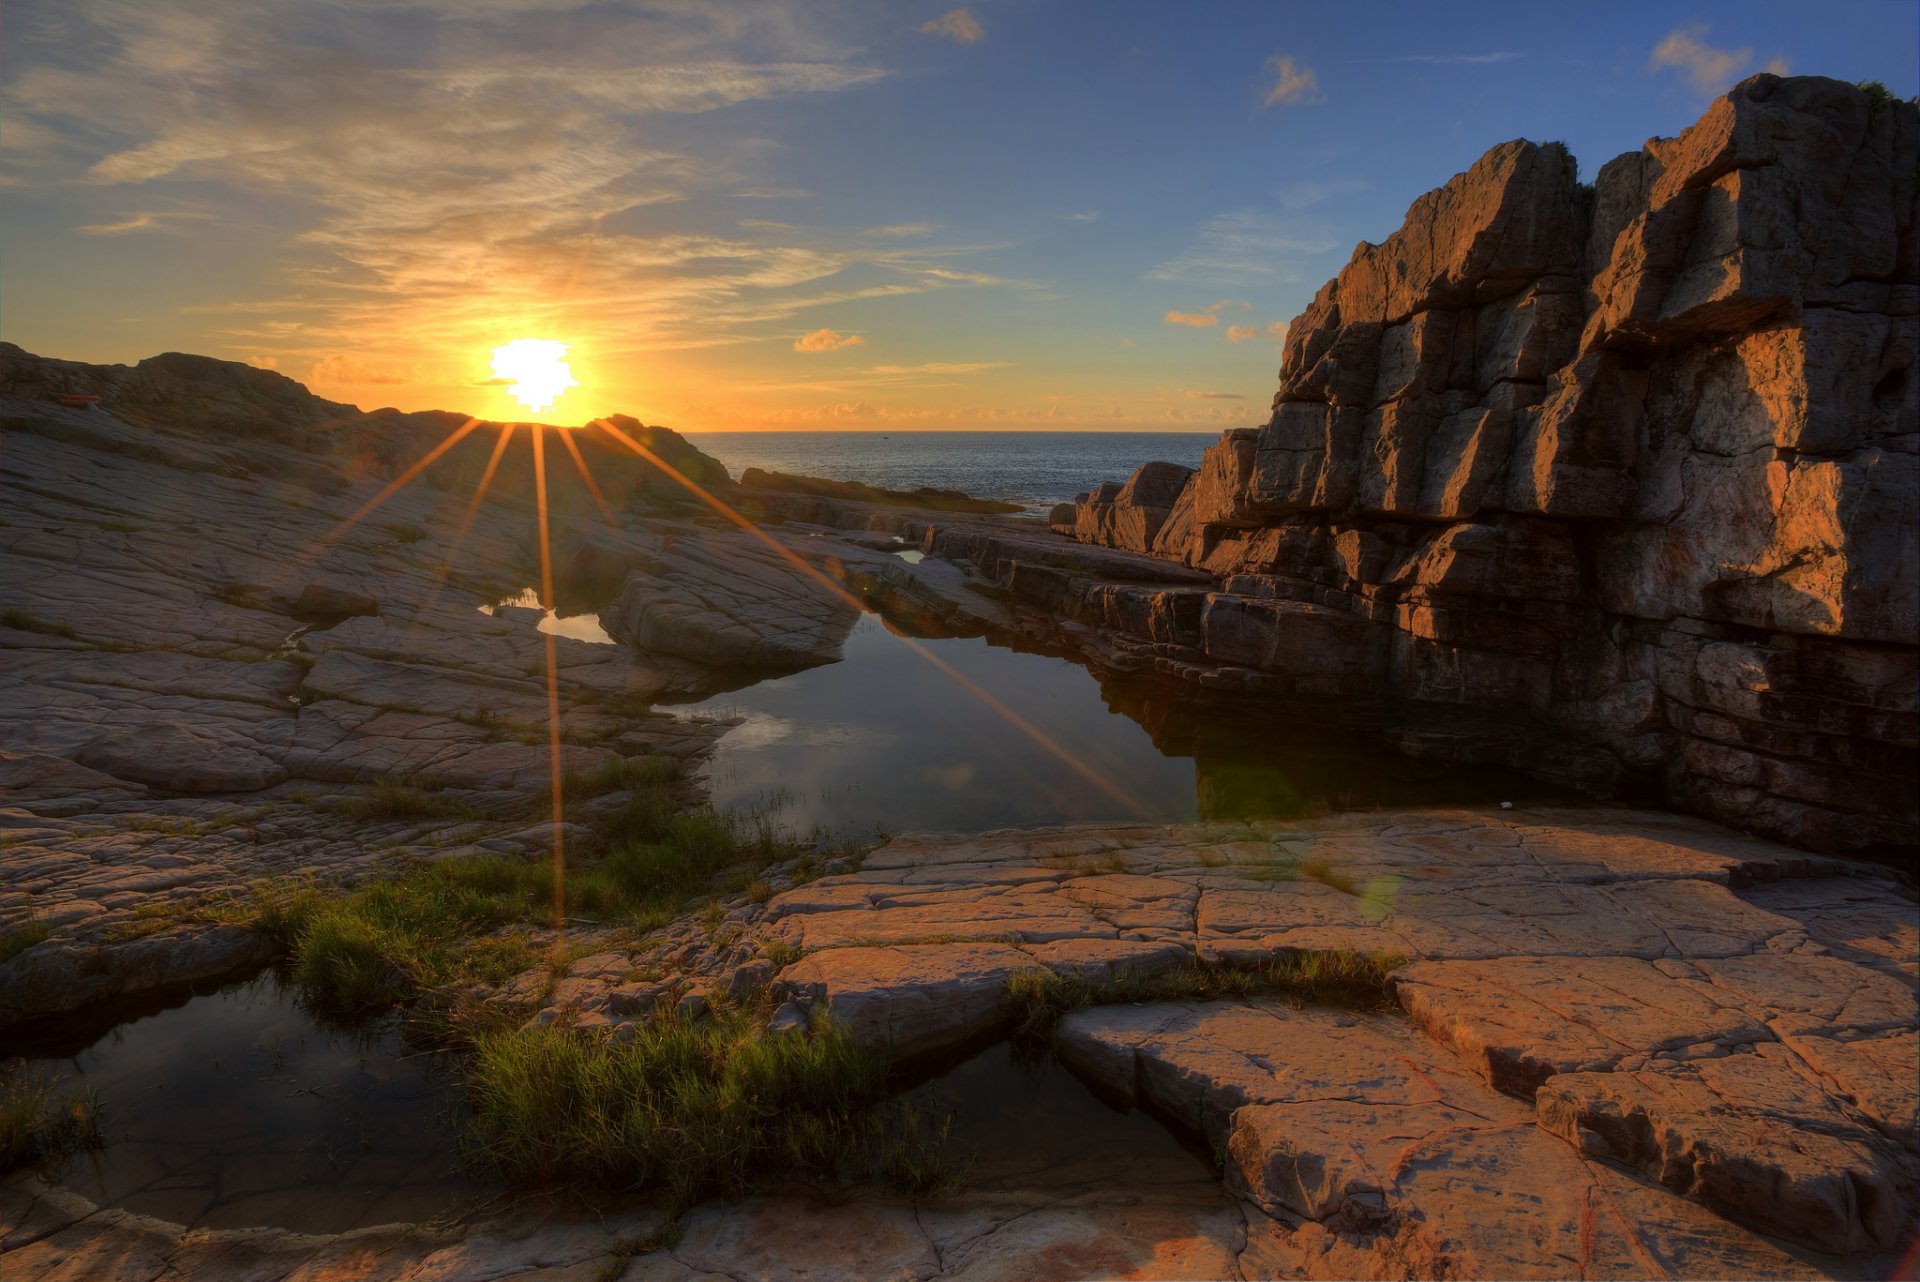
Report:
294,415,484,572
588,417,1153,821
421,422,518,618
530,426,568,933
555,425,623,533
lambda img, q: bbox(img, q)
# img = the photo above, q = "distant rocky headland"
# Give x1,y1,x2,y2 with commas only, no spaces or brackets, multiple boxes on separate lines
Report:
0,74,1914,1282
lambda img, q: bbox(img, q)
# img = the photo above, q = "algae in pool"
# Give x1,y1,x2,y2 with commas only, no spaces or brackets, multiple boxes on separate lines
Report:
10,973,495,1234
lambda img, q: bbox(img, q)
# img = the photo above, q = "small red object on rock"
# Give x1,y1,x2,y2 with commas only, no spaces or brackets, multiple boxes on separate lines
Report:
55,393,102,408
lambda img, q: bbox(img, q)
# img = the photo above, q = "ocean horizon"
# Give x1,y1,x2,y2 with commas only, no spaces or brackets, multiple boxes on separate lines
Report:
684,428,1222,513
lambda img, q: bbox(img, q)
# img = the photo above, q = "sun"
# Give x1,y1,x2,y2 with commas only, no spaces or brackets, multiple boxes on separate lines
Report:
491,338,578,415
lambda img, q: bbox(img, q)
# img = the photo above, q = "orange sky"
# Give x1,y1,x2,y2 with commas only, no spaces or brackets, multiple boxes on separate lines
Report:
4,3,1909,431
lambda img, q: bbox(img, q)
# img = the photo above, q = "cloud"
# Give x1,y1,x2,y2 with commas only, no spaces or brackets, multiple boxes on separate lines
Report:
1064,211,1100,223
1164,310,1218,328
1266,320,1289,340
1274,178,1368,211
309,355,413,385
921,8,984,45
1648,25,1788,94
74,212,158,235
246,354,279,369
1185,390,1245,399
1353,52,1522,65
1262,54,1321,107
1149,211,1337,283
1225,324,1258,342
4,3,1037,373
794,328,866,352
867,361,1009,374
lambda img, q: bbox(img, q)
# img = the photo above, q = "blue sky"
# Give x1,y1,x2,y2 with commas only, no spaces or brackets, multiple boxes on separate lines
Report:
2,1,1914,429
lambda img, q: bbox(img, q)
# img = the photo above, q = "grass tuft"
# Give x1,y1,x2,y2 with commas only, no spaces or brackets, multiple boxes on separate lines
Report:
335,779,489,824
1006,947,1409,1047
462,1003,958,1210
0,919,52,966
1,1068,102,1172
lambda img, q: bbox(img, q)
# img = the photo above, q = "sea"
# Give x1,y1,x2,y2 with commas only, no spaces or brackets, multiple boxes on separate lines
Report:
681,430,1219,515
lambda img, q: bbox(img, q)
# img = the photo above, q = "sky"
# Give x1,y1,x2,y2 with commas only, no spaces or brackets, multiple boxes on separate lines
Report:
2,1,1915,431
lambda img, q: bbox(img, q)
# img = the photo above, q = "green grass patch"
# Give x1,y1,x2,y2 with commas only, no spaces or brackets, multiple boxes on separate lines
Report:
263,795,809,1013
272,864,543,1013
462,1001,959,1209
1006,947,1410,1046
0,608,76,638
1,1067,102,1172
335,780,490,824
0,919,52,965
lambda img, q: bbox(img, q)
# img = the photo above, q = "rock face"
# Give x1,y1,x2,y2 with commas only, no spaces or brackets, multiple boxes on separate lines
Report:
1061,77,1918,854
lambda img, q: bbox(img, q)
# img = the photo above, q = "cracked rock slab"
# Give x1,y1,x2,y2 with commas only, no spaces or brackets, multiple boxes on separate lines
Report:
1057,1000,1847,1280
1535,1043,1913,1255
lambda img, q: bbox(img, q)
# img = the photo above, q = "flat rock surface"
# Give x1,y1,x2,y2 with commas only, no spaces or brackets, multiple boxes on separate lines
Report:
0,394,920,1025
515,806,1915,1276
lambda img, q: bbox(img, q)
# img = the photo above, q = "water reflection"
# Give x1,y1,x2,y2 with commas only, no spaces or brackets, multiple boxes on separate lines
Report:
477,586,616,645
10,973,492,1233
906,1040,1216,1192
678,614,1545,838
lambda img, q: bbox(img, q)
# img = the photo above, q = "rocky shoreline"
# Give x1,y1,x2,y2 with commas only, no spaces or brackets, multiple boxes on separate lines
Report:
3,74,1916,1282
1045,75,1919,858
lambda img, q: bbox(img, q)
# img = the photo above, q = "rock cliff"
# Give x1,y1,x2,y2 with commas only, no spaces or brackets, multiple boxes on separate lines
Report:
1065,76,1918,854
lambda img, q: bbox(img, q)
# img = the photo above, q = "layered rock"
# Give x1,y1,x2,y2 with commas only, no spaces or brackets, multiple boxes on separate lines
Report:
1061,76,1918,854
532,807,1916,1276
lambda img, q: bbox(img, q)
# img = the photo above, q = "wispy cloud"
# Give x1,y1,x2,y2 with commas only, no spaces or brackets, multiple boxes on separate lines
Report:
1262,54,1321,107
794,328,866,352
869,361,1009,374
74,212,159,235
1648,25,1788,94
1274,178,1369,211
1353,51,1522,65
922,8,984,45
1225,324,1258,342
309,354,414,384
1148,210,1337,283
2,2,1041,386
1064,211,1100,223
1184,390,1245,399
1165,299,1249,329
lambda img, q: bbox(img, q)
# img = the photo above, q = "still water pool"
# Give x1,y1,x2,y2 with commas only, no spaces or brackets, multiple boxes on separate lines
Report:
9,973,494,1233
12,582,1539,1233
678,613,1541,839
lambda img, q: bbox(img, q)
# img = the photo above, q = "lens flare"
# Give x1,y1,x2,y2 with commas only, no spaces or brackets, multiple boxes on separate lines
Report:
491,338,578,414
